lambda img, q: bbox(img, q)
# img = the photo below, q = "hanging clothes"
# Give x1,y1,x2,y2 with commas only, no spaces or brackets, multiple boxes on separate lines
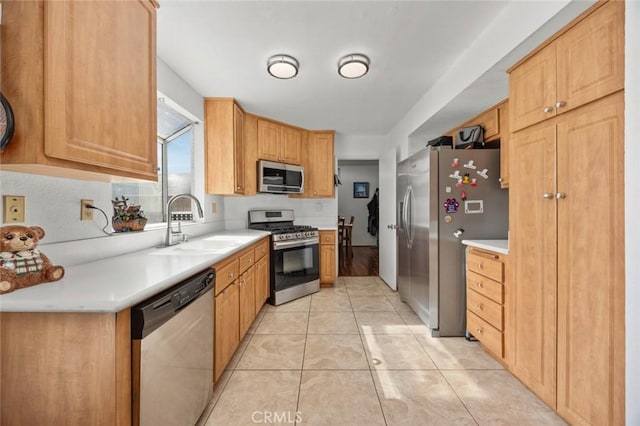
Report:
367,188,379,236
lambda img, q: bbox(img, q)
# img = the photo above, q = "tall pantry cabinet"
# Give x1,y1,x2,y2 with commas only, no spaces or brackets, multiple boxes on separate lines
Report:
507,2,624,425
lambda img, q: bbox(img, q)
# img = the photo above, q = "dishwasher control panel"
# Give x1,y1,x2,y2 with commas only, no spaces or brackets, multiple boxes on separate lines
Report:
131,269,216,339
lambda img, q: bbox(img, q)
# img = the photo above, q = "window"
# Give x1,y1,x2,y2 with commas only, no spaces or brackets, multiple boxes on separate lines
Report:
112,97,195,224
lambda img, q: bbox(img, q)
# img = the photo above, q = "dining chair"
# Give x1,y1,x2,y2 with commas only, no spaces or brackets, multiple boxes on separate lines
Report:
338,216,345,248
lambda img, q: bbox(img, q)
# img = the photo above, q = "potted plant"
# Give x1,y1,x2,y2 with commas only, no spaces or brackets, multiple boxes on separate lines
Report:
111,196,147,232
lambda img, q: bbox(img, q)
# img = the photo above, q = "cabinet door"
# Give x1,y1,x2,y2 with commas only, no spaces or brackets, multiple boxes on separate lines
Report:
239,267,256,339
214,283,239,382
44,0,157,179
308,132,335,197
556,2,624,116
508,119,557,407
498,102,509,188
320,242,336,284
281,126,302,164
556,93,624,425
254,256,270,313
509,44,556,132
233,104,245,194
257,119,281,162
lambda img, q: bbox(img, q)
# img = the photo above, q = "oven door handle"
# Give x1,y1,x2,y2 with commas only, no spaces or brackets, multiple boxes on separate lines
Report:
273,239,319,250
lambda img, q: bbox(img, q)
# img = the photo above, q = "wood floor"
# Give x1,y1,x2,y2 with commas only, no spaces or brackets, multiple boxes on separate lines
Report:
338,246,379,277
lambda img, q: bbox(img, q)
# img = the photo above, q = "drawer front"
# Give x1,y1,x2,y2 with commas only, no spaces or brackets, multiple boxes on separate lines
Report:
467,252,503,282
319,231,335,245
254,238,269,260
467,310,503,358
466,270,503,304
239,250,255,274
467,288,503,331
215,259,239,295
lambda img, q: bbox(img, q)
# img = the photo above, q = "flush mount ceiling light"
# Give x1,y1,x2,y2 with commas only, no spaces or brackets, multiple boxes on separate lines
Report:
267,54,299,79
338,53,369,79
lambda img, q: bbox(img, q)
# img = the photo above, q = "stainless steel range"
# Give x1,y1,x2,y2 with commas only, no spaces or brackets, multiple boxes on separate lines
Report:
248,209,320,305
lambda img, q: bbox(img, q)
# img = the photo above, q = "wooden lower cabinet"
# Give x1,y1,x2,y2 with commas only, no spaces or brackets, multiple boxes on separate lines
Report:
319,230,336,286
465,247,507,361
0,310,132,425
255,256,270,312
214,282,240,382
213,237,270,382
239,266,256,339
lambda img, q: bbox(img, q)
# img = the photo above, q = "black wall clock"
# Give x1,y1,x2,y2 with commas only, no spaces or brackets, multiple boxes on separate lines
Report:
0,93,15,152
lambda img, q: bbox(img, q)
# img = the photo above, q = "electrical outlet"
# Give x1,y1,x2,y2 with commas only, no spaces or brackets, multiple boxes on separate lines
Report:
81,199,94,221
3,195,25,223
211,202,217,214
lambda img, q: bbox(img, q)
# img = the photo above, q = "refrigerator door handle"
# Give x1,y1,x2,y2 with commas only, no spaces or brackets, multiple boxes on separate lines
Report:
406,185,414,247
401,186,410,247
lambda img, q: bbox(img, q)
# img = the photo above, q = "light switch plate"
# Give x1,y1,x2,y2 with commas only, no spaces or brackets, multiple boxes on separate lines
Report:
3,195,25,223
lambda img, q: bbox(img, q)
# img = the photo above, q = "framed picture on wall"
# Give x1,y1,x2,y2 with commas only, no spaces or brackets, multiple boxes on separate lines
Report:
353,182,369,198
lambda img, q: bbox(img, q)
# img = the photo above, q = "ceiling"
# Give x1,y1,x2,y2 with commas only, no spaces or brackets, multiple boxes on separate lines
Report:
157,1,510,136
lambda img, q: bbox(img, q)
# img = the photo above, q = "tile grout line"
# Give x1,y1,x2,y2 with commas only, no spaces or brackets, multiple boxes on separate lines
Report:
438,368,481,426
293,300,311,426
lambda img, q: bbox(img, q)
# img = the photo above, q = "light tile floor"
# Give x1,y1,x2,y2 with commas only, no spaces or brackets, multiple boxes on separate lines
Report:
202,276,566,426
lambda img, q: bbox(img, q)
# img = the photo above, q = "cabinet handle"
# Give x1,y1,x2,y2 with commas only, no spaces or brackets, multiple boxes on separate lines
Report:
477,263,483,270
237,186,241,190
543,193,554,199
543,106,553,113
476,327,483,334
476,303,483,310
476,281,483,288
152,166,158,173
498,177,503,183
555,192,566,200
228,272,234,279
555,101,566,109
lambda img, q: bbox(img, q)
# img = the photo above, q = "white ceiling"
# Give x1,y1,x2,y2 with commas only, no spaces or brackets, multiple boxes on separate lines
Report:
157,1,509,136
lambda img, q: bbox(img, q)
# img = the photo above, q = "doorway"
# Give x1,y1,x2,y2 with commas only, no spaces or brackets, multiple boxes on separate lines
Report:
336,159,379,277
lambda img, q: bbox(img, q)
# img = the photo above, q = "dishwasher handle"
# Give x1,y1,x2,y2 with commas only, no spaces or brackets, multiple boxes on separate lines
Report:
131,269,215,339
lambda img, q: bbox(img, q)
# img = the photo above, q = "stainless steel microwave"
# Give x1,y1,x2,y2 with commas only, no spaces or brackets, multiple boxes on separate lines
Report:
258,160,304,194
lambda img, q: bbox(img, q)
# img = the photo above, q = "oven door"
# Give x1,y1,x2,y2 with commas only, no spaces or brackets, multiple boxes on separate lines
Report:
271,239,319,292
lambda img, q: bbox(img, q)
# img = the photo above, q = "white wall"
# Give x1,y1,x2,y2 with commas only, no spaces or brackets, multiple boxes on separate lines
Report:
0,58,225,265
625,2,639,424
335,134,387,160
337,163,378,246
223,194,337,230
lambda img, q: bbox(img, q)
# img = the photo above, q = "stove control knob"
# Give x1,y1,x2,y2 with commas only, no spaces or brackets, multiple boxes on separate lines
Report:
296,232,302,239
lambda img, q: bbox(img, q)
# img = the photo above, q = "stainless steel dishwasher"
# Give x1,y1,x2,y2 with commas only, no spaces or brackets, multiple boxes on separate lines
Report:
131,269,215,426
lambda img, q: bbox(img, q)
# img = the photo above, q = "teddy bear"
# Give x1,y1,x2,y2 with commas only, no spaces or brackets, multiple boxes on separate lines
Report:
0,225,65,295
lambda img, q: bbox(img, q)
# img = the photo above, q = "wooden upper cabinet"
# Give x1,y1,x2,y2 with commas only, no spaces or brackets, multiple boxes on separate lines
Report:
474,108,500,141
0,0,158,181
509,44,557,132
205,98,255,195
307,131,335,198
281,126,302,164
257,119,281,162
509,1,623,132
555,2,624,116
257,119,302,165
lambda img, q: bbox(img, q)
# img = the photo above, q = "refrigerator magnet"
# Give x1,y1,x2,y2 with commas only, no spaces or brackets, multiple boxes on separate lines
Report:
470,178,477,188
444,198,459,213
455,178,463,188
463,160,477,170
444,215,452,223
464,200,484,214
462,173,470,184
461,190,467,201
449,170,461,180
477,168,489,179
452,158,460,168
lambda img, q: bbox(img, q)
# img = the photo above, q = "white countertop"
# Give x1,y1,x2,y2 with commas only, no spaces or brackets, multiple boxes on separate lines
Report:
0,230,270,313
461,239,509,255
317,225,338,231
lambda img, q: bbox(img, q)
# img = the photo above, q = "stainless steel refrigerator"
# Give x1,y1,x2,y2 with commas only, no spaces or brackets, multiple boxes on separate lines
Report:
397,147,508,337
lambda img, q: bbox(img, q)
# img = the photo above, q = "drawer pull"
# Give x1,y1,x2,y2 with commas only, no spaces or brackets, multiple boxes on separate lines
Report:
228,272,234,278
476,303,483,310
476,327,483,334
477,263,483,270
476,281,483,288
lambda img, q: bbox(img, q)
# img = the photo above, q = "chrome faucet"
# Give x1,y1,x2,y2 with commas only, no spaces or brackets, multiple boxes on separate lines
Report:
165,193,204,247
